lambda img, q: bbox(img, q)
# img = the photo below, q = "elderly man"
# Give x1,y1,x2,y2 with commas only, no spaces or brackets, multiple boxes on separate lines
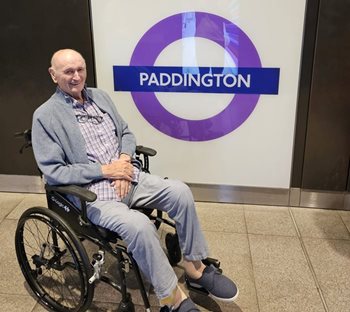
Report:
32,49,238,312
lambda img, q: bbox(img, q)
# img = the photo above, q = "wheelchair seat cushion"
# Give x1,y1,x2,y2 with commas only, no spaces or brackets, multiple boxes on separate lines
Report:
96,225,121,243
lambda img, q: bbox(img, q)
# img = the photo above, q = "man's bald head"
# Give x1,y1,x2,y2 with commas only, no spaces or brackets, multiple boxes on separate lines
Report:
48,49,87,101
50,49,85,70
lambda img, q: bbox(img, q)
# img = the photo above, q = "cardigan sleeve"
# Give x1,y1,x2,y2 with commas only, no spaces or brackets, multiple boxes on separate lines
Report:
32,106,104,186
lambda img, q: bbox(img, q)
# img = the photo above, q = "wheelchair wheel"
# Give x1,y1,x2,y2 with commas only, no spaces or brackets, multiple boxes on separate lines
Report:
15,207,94,312
165,233,182,266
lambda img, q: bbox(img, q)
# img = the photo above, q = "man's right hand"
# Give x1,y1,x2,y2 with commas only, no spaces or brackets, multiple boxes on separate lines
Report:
101,159,134,181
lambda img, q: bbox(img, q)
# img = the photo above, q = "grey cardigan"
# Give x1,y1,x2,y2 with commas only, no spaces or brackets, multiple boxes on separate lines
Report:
32,87,136,186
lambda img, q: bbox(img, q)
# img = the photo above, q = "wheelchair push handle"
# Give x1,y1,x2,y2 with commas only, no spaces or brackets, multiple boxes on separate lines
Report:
14,129,32,153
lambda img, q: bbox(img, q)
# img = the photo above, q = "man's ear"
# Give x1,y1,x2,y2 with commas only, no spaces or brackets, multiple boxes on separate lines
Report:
48,67,58,83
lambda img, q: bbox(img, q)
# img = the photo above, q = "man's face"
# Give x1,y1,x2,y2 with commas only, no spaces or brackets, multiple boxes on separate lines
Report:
49,51,87,100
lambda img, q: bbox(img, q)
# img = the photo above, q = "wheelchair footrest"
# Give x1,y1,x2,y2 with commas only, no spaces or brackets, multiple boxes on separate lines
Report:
185,276,209,296
184,257,222,296
202,257,222,272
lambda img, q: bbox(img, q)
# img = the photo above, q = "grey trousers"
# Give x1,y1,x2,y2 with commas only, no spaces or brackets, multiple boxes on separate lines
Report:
86,172,209,299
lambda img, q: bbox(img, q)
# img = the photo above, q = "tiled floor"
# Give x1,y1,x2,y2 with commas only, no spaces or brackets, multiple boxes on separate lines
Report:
1,192,350,312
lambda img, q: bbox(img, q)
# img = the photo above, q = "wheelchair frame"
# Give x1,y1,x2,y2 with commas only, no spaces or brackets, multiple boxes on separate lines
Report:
14,130,220,312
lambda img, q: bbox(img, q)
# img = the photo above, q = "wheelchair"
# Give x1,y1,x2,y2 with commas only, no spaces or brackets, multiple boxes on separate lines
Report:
14,129,221,312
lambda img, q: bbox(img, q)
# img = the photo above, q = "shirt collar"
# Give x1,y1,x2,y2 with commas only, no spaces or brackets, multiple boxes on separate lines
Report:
56,86,90,107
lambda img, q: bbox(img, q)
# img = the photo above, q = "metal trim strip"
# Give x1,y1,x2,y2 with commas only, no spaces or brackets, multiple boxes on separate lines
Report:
0,175,349,210
0,174,44,193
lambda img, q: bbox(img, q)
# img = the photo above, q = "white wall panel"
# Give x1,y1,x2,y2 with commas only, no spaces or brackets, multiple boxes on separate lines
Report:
90,0,306,188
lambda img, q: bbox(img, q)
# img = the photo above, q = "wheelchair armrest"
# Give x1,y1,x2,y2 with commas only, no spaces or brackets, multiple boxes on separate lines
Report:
136,145,157,157
45,184,97,202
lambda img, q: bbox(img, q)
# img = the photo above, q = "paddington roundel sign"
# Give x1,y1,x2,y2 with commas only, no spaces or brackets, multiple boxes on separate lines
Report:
113,12,280,141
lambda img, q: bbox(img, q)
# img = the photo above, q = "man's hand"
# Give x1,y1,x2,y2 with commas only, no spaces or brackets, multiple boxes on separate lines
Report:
101,158,134,181
119,153,131,162
111,179,132,199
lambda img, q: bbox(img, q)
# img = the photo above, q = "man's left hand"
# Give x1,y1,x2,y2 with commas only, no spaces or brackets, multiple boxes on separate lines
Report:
112,179,131,199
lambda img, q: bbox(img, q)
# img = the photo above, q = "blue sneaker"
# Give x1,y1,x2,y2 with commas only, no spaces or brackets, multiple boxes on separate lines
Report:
185,265,239,302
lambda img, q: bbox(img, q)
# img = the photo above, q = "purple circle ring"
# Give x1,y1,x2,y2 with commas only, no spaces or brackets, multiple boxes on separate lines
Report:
130,12,261,141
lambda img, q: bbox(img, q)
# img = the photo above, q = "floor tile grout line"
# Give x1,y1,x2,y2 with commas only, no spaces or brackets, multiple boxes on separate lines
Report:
288,207,329,312
4,197,26,219
31,301,41,312
0,197,25,225
242,205,261,312
0,292,36,297
337,211,350,237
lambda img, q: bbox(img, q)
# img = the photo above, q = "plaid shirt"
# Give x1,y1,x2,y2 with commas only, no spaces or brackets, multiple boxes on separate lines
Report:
59,88,138,201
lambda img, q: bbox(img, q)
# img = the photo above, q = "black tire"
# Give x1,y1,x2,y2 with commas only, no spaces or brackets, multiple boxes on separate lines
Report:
15,207,94,312
165,233,182,266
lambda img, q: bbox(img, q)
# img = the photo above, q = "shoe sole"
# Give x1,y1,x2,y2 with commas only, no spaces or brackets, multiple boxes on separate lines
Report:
209,287,239,302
